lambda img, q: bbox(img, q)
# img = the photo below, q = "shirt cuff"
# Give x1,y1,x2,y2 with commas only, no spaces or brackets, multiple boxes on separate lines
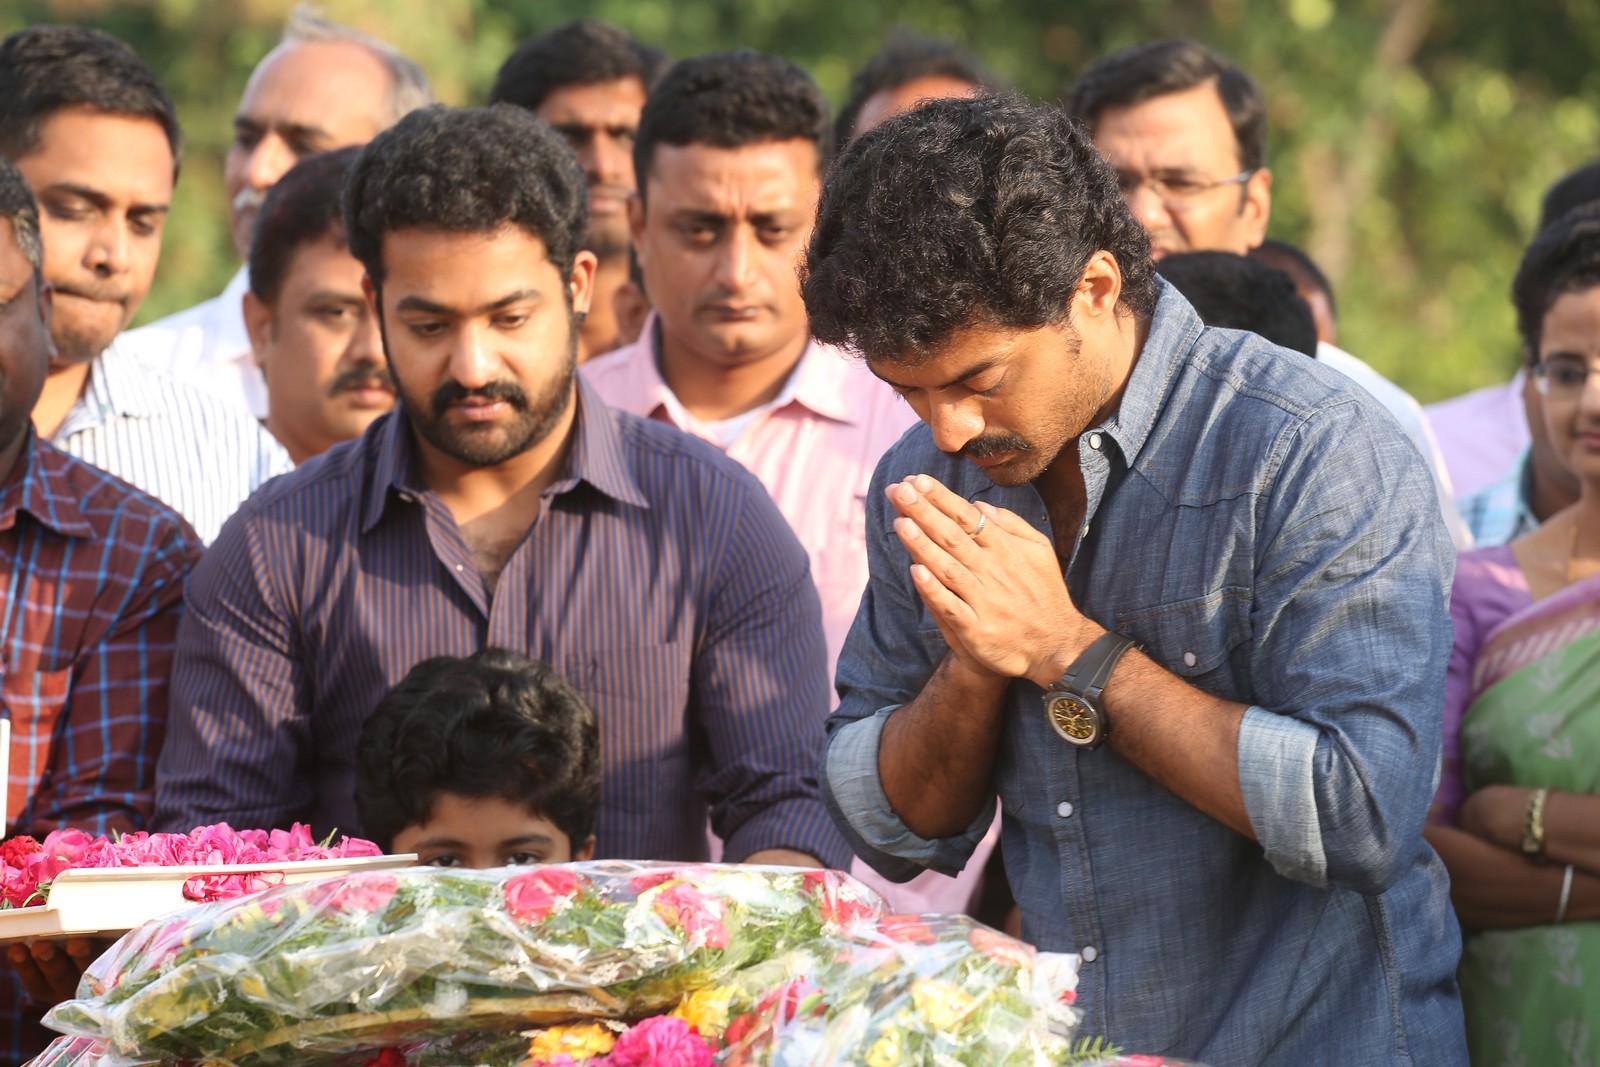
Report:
820,706,995,882
1237,704,1328,888
720,795,853,871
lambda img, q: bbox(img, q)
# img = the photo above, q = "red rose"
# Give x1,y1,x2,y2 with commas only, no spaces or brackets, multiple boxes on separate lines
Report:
504,868,586,924
0,835,41,867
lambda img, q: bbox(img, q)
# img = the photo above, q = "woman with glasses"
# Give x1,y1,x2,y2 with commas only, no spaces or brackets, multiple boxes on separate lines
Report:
1425,203,1600,1063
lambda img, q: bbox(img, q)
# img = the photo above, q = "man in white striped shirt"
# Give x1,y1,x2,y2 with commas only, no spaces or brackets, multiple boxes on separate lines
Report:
0,27,291,543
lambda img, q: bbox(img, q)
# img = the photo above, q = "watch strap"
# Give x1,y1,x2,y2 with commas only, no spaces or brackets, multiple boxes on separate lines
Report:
1062,632,1139,700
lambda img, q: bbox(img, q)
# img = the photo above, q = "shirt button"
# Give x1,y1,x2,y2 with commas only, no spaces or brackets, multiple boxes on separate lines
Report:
1183,651,1197,668
1087,433,1102,450
1081,945,1099,963
1056,801,1074,818
398,491,415,503
454,563,464,572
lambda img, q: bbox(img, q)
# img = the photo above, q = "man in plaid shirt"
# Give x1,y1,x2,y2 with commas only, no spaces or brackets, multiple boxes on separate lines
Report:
0,160,202,1065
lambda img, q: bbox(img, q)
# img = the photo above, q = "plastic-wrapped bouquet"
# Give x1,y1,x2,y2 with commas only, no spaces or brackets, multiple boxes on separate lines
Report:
43,862,884,1066
671,913,1086,1066
1,824,382,910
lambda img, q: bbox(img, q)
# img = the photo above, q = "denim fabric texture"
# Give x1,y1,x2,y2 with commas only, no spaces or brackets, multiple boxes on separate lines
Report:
823,283,1468,1064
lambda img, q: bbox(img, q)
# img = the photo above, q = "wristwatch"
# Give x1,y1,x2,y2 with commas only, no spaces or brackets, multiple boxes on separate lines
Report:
1042,632,1140,750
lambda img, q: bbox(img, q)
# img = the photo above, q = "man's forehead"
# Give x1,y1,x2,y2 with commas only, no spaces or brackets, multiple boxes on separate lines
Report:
537,78,648,125
238,40,391,136
1092,82,1240,170
646,140,821,207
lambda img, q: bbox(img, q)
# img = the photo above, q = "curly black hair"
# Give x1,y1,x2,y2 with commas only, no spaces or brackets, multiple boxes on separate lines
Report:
0,155,43,273
1157,251,1316,357
1069,39,1265,173
835,30,997,147
803,94,1156,363
633,49,830,194
0,25,182,175
1512,202,1600,365
490,19,667,113
355,649,601,851
249,146,359,305
343,105,588,286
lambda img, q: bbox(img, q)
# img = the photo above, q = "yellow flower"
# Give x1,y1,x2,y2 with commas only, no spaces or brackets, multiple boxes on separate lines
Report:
526,1022,616,1062
672,985,737,1038
910,979,976,1030
864,1029,904,1067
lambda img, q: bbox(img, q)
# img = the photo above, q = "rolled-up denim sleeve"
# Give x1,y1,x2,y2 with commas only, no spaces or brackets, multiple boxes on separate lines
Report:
1240,397,1455,895
821,440,997,882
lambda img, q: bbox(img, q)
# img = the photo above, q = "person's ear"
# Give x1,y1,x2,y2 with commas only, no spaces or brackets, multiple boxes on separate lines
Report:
242,290,274,369
627,194,647,268
1074,249,1124,322
574,835,596,862
1241,167,1273,250
568,250,598,319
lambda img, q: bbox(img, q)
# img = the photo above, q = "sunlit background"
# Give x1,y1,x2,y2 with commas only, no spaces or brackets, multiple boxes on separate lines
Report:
5,0,1599,403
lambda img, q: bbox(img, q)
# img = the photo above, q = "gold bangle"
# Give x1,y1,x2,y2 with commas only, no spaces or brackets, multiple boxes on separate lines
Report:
1521,788,1550,859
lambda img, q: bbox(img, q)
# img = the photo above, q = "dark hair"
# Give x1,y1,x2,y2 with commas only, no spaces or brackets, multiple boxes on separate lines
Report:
1157,251,1317,357
490,20,666,113
803,94,1156,363
343,105,588,287
634,49,831,193
356,649,601,851
1069,39,1265,172
0,156,43,273
1540,160,1600,233
1249,238,1337,324
0,25,182,174
835,30,997,147
249,147,360,305
1512,203,1600,364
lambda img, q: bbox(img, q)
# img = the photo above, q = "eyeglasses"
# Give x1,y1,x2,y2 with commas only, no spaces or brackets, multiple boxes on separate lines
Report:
1115,169,1256,210
1534,357,1600,399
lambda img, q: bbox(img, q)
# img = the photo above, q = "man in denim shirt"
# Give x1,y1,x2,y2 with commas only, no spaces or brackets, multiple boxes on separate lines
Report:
804,97,1466,1062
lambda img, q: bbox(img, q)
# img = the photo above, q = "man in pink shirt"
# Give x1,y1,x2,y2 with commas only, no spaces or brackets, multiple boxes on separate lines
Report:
582,50,994,915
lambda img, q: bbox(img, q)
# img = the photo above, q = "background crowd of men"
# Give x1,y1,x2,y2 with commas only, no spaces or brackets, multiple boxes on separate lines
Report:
0,8,1593,1065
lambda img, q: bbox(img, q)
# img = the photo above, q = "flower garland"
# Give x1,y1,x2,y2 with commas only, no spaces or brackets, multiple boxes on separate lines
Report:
1,824,382,910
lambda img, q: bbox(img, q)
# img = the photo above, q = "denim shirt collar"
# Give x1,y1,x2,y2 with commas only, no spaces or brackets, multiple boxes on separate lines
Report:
1094,279,1204,471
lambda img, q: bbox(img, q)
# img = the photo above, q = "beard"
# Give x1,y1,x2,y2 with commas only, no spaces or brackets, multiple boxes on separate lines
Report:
394,314,579,468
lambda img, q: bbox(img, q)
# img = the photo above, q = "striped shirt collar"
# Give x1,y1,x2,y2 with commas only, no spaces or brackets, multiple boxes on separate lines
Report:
361,376,649,533
610,315,860,426
61,342,166,437
0,430,95,540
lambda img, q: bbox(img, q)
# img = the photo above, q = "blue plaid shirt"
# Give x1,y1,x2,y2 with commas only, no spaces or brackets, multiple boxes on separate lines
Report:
823,284,1467,1064
1458,449,1539,547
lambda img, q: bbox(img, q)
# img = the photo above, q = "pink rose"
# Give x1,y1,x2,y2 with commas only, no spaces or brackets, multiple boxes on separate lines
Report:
327,873,400,913
653,885,728,950
605,1016,714,1067
504,868,587,924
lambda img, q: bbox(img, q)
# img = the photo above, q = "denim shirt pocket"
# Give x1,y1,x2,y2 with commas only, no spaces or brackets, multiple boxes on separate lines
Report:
1115,586,1253,700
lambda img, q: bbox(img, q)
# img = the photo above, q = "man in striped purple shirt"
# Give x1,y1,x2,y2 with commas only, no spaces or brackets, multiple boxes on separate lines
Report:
153,104,847,872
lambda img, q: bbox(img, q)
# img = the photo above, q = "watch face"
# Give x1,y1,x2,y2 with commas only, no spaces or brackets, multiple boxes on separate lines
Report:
1045,692,1104,748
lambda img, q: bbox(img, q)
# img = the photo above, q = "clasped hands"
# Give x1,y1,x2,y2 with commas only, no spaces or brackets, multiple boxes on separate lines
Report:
887,474,1100,687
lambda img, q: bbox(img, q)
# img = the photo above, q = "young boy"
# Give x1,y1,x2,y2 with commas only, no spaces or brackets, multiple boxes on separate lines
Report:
356,650,599,867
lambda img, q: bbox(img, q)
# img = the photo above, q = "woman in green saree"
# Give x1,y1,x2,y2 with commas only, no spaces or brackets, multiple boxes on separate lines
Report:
1426,205,1600,1064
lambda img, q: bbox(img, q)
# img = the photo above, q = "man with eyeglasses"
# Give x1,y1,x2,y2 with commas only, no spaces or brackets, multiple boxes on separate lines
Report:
1071,39,1469,547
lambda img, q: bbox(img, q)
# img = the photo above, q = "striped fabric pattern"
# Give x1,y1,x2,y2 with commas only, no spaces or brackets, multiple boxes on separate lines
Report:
153,380,848,869
1,432,202,1066
53,341,293,544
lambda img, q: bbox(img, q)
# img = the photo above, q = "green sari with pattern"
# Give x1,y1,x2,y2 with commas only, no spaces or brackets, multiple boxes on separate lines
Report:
1458,574,1600,1065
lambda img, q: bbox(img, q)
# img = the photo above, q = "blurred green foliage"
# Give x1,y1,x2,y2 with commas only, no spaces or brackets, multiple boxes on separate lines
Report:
4,0,1598,402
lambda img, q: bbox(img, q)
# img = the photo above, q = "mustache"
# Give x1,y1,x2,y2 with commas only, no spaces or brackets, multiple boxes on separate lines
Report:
956,432,1032,460
232,187,268,214
430,379,529,418
587,181,632,199
328,366,394,398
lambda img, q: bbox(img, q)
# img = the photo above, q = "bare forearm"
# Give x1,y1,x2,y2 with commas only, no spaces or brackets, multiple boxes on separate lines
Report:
1544,792,1600,875
1427,824,1600,929
879,653,1010,838
745,848,823,868
1094,650,1253,840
